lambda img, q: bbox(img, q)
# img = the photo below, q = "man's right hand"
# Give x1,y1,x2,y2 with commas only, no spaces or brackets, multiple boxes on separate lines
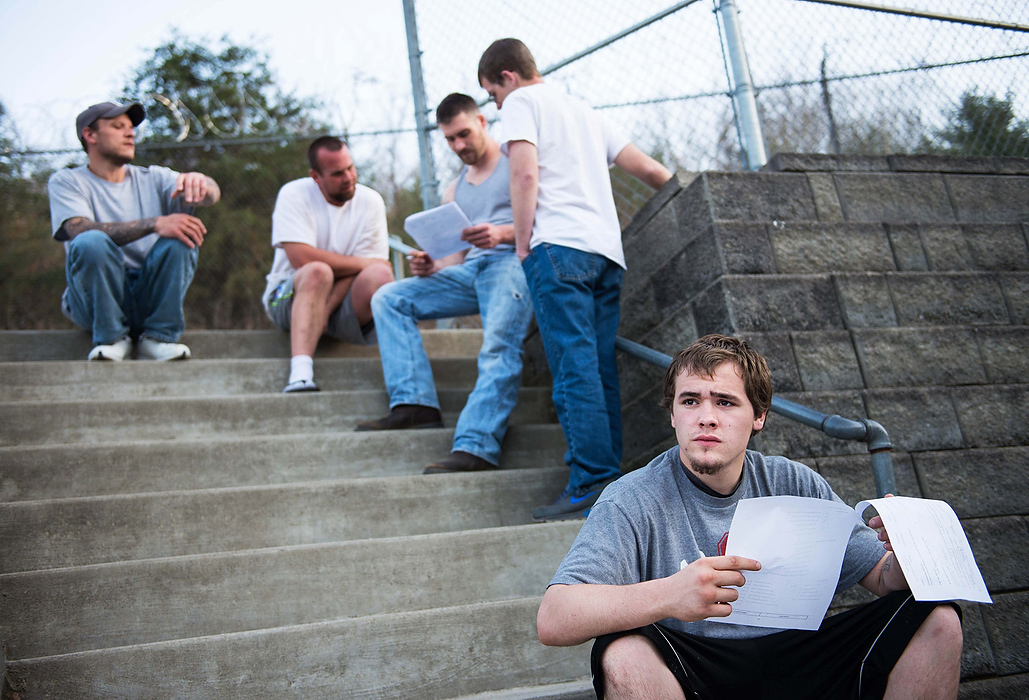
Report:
665,555,761,622
155,213,207,249
408,251,438,277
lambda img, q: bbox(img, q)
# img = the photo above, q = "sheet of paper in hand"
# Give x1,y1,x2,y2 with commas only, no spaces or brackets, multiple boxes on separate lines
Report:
709,495,858,631
403,202,473,260
856,496,991,604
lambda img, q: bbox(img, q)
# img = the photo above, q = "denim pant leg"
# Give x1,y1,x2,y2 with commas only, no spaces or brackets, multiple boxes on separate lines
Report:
594,258,624,464
522,244,624,491
451,254,533,465
370,263,481,411
134,237,198,343
62,230,130,345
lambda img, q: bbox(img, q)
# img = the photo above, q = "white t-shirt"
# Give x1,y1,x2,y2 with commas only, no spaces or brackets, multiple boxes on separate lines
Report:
499,83,630,268
264,180,388,300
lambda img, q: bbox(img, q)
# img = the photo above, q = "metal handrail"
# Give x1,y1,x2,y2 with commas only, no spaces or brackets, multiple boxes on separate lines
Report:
614,336,897,497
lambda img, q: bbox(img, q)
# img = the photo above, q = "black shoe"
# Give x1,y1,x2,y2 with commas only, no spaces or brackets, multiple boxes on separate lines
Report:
423,450,497,474
532,477,619,522
355,404,443,431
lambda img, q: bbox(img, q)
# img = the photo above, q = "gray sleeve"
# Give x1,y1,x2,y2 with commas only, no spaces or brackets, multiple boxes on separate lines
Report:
148,165,189,215
47,169,91,239
549,499,644,588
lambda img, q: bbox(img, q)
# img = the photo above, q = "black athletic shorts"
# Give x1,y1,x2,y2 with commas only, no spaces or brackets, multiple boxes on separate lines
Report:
591,591,959,700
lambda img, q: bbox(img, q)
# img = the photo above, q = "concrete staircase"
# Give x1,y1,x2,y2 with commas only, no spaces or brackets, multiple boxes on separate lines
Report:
0,330,595,699
601,153,1029,697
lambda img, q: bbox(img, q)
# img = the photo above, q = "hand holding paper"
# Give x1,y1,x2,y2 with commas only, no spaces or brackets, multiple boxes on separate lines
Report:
404,202,473,260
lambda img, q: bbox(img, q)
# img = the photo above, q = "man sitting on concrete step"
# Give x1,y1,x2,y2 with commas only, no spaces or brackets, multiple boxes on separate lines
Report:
263,136,394,393
48,101,221,361
356,93,533,475
537,334,964,700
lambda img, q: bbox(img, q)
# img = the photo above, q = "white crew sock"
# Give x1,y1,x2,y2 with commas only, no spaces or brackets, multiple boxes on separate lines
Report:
289,355,314,385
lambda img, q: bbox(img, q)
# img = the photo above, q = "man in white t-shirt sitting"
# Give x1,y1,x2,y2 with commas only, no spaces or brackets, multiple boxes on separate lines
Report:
262,137,394,392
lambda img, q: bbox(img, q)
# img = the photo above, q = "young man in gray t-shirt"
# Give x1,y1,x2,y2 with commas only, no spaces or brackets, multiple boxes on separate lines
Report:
48,101,220,361
538,335,964,699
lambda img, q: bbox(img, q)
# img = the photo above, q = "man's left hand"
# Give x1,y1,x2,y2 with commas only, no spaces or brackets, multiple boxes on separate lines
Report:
172,172,211,204
462,223,505,249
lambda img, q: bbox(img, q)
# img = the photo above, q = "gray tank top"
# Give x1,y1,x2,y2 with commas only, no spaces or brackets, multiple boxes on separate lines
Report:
454,154,513,261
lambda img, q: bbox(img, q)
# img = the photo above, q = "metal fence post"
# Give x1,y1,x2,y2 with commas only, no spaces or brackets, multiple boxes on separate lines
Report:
714,0,768,171
402,0,439,211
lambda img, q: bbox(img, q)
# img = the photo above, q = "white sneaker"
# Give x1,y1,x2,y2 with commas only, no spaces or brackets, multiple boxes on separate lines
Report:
138,337,191,361
87,336,132,361
283,378,320,393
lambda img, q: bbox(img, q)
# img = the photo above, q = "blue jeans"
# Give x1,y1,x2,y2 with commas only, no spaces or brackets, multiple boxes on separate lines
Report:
62,230,198,345
521,244,624,492
370,253,533,465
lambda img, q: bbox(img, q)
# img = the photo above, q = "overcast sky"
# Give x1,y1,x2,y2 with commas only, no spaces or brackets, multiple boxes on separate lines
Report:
0,0,413,150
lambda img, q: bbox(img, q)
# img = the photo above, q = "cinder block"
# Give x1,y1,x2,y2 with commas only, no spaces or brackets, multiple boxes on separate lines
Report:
995,157,1029,176
962,516,1029,592
976,327,1029,384
762,153,890,172
618,283,664,341
834,273,898,328
722,275,846,332
864,387,965,452
705,172,817,221
621,171,688,242
651,233,724,316
623,204,697,296
959,673,1029,698
637,307,698,358
948,174,1029,223
980,591,1029,674
834,173,955,223
1000,272,1029,325
792,330,865,391
620,385,672,463
853,327,986,388
737,331,801,393
956,601,1000,680
885,224,929,272
889,273,1009,326
888,154,998,174
672,174,715,235
963,224,1029,271
806,172,844,222
617,352,667,411
915,447,1029,518
953,384,1029,448
919,224,974,270
693,281,735,337
752,390,868,460
714,222,777,274
815,452,920,506
770,223,895,274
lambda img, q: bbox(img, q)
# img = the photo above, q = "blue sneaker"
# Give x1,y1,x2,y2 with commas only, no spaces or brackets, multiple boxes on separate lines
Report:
532,477,618,522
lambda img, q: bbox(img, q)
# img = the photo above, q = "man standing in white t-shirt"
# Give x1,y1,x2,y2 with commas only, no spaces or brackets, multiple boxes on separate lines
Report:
479,39,673,521
262,136,394,393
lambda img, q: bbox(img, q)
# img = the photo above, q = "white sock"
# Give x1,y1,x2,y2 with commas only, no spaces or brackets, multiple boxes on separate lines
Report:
289,355,314,384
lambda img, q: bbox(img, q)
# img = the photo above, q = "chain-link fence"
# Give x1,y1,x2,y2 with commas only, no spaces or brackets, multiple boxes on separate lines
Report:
2,0,1027,330
411,0,1029,223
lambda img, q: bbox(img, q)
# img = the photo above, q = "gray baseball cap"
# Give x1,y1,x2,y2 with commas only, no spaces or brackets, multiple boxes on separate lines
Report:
75,102,145,145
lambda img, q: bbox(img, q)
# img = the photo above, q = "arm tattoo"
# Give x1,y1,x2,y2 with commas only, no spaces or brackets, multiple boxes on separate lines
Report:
880,554,893,592
61,216,158,246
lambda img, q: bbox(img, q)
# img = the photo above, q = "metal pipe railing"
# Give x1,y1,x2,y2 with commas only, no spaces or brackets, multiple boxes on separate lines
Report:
614,336,896,497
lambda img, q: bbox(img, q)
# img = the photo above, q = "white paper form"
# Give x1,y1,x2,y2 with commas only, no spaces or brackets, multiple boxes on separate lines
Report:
403,202,473,260
856,497,991,604
709,496,858,631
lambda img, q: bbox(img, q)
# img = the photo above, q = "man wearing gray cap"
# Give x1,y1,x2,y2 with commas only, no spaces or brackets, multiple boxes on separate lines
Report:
47,101,221,361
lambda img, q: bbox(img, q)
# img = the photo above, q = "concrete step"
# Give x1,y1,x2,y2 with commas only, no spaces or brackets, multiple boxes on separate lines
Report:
0,522,582,659
0,387,557,446
450,680,594,700
0,356,486,402
0,328,484,362
1,597,591,699
0,424,567,502
0,468,569,572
